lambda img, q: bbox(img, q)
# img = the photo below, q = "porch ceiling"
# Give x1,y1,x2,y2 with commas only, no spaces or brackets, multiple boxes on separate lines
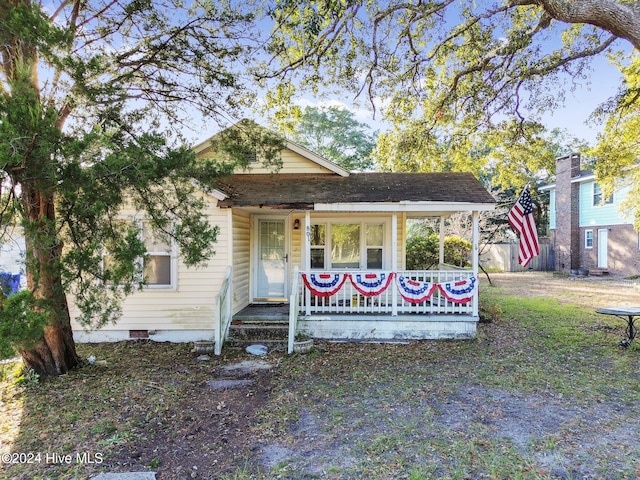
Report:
216,172,496,212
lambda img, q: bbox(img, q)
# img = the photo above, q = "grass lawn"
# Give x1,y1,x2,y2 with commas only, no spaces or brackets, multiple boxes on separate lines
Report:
1,272,640,479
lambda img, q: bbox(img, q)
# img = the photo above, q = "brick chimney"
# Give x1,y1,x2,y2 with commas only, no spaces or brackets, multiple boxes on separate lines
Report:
554,153,581,272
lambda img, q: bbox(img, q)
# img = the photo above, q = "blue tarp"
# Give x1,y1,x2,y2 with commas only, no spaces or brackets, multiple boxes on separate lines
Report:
0,273,20,297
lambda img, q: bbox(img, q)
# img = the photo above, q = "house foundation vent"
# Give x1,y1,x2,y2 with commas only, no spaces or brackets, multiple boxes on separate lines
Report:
129,330,149,339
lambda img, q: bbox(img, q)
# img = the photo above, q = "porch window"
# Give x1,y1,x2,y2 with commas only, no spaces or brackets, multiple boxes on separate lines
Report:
310,224,326,269
331,224,360,268
309,222,385,270
366,224,384,269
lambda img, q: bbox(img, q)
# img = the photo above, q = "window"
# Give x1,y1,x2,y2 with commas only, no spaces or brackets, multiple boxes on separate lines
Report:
366,224,384,269
593,183,613,206
142,223,173,287
103,220,176,289
309,221,385,270
585,230,593,249
331,224,360,268
309,224,326,269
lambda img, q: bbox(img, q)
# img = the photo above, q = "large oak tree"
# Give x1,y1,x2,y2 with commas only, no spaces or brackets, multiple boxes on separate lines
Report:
261,0,639,211
0,0,268,375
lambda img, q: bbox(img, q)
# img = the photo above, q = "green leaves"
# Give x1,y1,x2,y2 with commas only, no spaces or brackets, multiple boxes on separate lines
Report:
287,106,376,171
0,291,48,359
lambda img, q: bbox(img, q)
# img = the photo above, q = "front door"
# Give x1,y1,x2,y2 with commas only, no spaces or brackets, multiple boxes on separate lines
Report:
254,218,288,302
598,228,608,269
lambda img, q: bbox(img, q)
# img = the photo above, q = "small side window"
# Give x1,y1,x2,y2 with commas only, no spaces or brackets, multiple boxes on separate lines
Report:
585,230,593,249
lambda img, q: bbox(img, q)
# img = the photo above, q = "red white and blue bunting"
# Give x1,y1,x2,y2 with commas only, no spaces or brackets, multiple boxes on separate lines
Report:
437,276,477,304
302,272,478,304
396,275,437,304
302,272,349,297
350,272,394,297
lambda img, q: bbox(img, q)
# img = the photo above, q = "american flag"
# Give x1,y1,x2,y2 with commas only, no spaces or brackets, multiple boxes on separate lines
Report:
508,185,540,267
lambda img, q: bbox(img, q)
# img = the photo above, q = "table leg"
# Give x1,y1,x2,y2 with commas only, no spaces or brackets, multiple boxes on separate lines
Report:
627,316,637,341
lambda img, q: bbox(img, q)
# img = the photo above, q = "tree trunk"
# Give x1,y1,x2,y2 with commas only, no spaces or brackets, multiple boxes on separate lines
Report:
19,182,81,376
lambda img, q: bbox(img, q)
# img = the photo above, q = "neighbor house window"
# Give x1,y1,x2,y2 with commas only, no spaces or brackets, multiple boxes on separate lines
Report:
593,183,613,206
309,221,386,270
585,230,593,249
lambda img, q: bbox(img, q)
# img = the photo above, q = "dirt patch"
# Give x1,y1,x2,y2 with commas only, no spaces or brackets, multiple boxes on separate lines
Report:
108,359,273,480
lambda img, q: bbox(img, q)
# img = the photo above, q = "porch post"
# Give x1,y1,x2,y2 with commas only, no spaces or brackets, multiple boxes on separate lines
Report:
439,216,445,266
392,212,398,316
472,211,479,317
304,210,311,316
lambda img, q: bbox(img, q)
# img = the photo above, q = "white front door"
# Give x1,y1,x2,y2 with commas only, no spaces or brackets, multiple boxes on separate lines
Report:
254,218,288,301
598,228,608,269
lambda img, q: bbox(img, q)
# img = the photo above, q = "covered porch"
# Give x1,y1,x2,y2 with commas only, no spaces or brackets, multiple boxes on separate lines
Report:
215,171,495,354
285,207,483,353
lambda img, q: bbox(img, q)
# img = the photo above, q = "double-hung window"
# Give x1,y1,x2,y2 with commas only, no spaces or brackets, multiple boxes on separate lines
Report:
585,230,594,249
593,183,613,206
103,220,177,289
142,223,175,288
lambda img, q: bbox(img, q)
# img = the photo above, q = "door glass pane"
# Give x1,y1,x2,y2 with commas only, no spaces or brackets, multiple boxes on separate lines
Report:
331,224,360,268
258,220,286,298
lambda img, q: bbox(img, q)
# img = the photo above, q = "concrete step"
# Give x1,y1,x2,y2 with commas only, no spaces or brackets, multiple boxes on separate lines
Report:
228,322,289,346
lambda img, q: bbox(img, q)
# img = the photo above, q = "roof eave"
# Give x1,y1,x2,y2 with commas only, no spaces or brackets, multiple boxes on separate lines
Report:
314,201,496,213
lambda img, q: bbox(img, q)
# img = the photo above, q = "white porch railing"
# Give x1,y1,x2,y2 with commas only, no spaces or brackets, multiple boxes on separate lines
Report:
214,266,233,355
288,266,300,354
296,270,476,316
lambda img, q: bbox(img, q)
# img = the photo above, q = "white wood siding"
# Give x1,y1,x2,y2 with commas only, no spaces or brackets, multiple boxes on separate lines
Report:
232,209,251,313
235,149,334,175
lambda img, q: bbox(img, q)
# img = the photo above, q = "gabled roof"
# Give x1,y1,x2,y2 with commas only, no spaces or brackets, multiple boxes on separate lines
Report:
216,172,495,212
192,122,350,177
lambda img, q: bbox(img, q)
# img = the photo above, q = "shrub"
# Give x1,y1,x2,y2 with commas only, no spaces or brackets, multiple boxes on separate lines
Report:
406,234,471,270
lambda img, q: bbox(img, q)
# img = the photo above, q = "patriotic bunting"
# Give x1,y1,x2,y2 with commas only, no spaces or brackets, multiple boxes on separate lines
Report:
302,271,478,304
350,272,394,296
438,276,477,304
396,275,437,304
302,272,349,297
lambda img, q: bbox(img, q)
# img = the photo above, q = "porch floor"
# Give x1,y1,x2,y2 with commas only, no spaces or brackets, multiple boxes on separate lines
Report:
233,303,289,323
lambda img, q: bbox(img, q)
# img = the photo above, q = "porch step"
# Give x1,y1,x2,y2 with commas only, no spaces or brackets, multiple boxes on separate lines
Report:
590,268,609,276
228,321,289,347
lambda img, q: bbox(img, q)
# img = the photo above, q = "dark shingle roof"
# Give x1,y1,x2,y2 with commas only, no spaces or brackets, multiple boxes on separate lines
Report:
216,172,495,209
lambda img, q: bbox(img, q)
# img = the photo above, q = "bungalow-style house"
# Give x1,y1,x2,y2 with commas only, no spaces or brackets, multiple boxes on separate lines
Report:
70,127,496,353
541,153,640,277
